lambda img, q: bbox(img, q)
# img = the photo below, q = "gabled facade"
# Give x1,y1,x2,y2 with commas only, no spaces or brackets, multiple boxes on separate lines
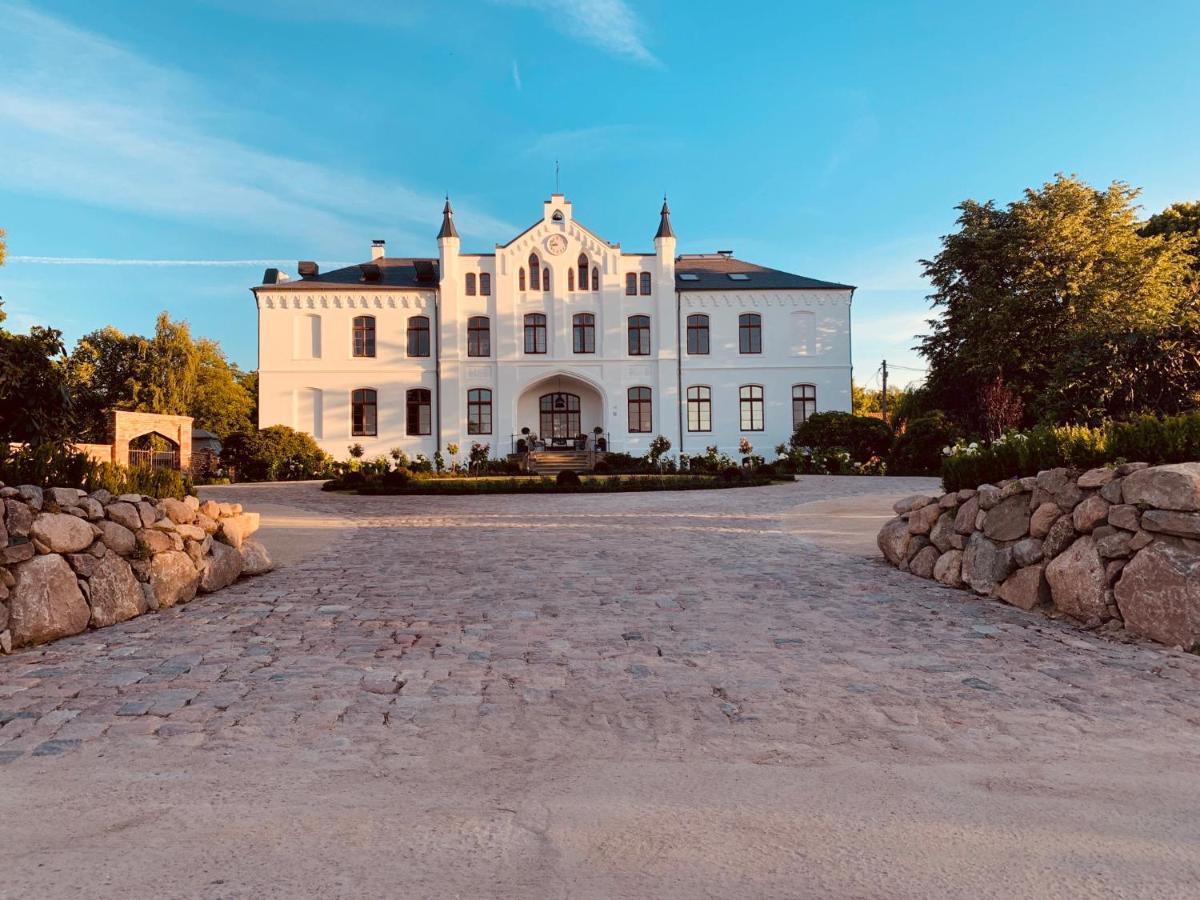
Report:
251,194,854,460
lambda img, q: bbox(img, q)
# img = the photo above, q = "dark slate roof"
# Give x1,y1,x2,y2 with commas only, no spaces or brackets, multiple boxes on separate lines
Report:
254,258,439,291
437,198,459,239
655,198,675,239
674,255,853,291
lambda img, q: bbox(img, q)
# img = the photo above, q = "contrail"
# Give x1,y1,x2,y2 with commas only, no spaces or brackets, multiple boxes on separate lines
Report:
9,256,297,267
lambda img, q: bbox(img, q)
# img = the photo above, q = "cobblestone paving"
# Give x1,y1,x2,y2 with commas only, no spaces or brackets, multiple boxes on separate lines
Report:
3,476,1199,769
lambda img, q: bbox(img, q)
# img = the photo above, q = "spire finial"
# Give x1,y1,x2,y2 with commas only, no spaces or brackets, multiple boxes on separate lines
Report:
438,195,459,240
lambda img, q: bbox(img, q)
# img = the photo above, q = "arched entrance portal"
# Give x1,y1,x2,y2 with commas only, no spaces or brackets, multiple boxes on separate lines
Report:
539,392,580,441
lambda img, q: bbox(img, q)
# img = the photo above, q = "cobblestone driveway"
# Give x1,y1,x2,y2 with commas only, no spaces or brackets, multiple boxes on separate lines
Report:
4,477,1200,898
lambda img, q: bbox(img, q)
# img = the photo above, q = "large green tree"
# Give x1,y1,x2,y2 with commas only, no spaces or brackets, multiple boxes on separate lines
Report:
0,301,76,442
919,175,1198,427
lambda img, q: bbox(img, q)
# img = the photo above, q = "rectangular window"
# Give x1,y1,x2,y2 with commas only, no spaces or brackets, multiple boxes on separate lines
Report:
687,386,711,432
739,313,762,354
479,272,491,296
467,316,490,357
524,313,547,354
627,387,652,433
625,272,637,296
465,273,476,296
467,388,492,435
352,388,377,436
406,388,431,436
640,272,652,296
573,313,595,353
739,385,764,431
627,315,650,356
792,384,817,429
686,314,709,355
352,315,376,358
407,316,430,357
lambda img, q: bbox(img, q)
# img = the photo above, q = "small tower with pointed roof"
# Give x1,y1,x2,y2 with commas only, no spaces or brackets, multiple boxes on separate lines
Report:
437,196,460,285
654,195,676,290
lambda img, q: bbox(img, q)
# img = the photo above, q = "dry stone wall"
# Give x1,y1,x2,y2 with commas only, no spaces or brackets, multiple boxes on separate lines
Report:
877,462,1200,650
0,483,272,653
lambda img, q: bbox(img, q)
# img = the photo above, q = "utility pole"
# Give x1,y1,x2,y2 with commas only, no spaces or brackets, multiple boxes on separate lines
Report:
880,359,889,425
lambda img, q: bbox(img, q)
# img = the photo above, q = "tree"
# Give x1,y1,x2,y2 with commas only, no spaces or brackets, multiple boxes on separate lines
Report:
192,339,254,438
0,301,76,442
790,412,892,462
1140,201,1200,279
852,381,908,419
919,175,1196,427
221,425,330,481
0,226,6,266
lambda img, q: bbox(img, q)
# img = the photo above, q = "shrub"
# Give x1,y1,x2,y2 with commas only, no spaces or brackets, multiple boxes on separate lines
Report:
720,465,742,483
790,412,892,463
555,469,582,488
889,412,960,475
592,459,612,475
221,425,332,482
0,443,97,488
647,434,672,464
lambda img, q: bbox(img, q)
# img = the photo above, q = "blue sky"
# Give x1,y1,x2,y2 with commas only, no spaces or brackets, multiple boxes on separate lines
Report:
2,0,1199,389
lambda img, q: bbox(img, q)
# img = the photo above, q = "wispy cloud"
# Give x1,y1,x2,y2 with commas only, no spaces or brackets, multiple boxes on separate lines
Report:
511,60,523,91
0,2,514,252
492,0,660,65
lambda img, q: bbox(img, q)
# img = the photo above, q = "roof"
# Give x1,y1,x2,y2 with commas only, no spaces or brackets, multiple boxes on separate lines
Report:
437,198,459,240
673,255,854,291
253,258,439,291
655,198,675,239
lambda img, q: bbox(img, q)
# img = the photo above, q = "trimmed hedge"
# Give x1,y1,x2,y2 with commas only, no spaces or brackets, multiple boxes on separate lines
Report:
790,412,892,463
0,443,193,499
324,473,778,495
941,413,1200,491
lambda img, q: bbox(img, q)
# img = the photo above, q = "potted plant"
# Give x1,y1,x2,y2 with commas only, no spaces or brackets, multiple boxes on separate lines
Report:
594,425,606,452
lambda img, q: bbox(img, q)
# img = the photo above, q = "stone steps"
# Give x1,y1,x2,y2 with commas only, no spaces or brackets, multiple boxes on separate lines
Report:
528,451,592,475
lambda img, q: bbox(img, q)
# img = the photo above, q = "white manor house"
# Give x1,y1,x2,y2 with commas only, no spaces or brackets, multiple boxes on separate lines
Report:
252,194,854,462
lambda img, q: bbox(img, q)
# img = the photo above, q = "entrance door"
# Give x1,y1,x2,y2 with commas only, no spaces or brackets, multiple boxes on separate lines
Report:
539,393,580,441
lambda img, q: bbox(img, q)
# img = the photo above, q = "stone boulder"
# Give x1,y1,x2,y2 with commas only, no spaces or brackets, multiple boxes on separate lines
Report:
45,487,81,508
96,520,137,556
953,496,980,535
30,512,95,554
4,499,33,538
88,552,148,628
1077,467,1115,489
997,564,1051,611
1029,502,1061,539
199,540,244,593
1140,509,1200,539
1042,515,1078,559
929,512,962,552
893,495,933,515
1123,462,1200,511
7,554,90,647
77,497,105,520
1012,538,1043,567
982,494,1031,541
1071,494,1110,533
150,551,199,608
199,500,221,519
1107,504,1140,532
160,497,196,525
877,517,911,566
106,501,142,532
1114,540,1200,649
932,550,963,587
909,545,940,579
962,533,1014,595
239,539,273,576
216,513,260,550
1034,468,1083,511
907,503,942,536
137,529,174,554
1045,536,1108,622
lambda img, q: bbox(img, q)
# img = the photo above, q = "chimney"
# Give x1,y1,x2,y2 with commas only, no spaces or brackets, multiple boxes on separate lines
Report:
371,239,386,261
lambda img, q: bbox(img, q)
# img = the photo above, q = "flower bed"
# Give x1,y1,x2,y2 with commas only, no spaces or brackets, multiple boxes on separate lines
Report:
878,461,1200,650
0,481,272,653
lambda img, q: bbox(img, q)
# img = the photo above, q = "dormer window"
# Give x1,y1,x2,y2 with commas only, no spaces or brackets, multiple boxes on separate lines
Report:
728,273,751,281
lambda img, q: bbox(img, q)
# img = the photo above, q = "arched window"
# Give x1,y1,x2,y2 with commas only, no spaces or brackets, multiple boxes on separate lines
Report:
792,384,817,428
542,265,551,291
407,316,430,357
519,267,526,291
467,388,492,435
479,272,491,296
739,385,764,432
625,272,637,296
406,388,431,436
627,314,650,356
640,272,652,295
568,268,575,291
540,392,580,440
351,388,377,436
687,386,712,433
686,314,709,355
572,313,595,354
578,253,589,290
529,254,540,291
739,313,762,353
465,273,476,296
524,313,547,354
467,316,490,357
352,315,376,358
627,387,652,433
591,266,599,291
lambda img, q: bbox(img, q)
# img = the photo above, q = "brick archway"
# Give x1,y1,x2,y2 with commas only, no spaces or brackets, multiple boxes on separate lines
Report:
111,411,193,470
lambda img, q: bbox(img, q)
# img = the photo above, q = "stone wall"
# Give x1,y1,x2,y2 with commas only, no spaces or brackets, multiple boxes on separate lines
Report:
878,462,1200,650
0,483,272,653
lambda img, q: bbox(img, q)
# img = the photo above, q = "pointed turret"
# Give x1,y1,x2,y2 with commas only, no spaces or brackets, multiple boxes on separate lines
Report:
654,196,675,239
437,196,459,239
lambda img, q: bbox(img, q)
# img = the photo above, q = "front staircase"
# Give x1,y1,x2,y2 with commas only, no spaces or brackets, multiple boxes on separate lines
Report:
527,450,593,475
